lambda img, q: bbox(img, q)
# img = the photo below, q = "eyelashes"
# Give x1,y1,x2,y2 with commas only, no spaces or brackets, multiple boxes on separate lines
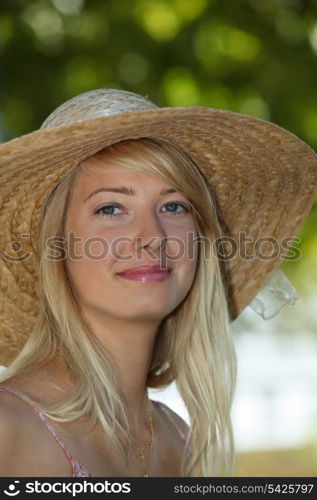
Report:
94,202,191,218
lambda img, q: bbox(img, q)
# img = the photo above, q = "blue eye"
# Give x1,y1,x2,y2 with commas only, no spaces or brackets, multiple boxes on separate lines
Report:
95,202,190,218
95,205,122,217
161,202,189,214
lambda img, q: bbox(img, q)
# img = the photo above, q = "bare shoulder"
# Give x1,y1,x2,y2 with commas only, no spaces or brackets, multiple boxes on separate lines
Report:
154,400,190,439
0,380,72,477
0,387,28,427
0,391,28,476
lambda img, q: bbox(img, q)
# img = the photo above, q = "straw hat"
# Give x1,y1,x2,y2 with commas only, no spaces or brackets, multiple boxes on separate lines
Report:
1,88,317,366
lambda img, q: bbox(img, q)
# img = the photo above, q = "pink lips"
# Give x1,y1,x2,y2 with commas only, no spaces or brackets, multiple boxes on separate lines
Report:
117,265,172,283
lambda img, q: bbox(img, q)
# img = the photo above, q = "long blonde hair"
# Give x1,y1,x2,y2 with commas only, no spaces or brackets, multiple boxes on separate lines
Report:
0,137,237,476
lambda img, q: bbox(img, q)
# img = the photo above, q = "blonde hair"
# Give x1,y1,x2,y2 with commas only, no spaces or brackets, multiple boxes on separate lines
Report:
0,138,237,476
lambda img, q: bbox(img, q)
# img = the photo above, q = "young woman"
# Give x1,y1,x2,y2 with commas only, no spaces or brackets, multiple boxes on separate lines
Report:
0,89,316,477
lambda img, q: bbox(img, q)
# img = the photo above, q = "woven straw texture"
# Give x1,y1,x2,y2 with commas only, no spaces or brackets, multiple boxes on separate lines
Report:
1,89,317,366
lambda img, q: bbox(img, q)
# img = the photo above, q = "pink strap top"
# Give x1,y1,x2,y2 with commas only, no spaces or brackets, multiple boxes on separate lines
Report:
0,385,187,477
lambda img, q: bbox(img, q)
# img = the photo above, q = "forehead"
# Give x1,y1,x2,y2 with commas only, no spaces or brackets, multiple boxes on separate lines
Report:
72,156,172,194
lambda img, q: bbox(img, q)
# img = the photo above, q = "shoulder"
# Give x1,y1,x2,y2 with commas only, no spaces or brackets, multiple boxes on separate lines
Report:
0,391,30,475
0,383,72,477
154,400,190,440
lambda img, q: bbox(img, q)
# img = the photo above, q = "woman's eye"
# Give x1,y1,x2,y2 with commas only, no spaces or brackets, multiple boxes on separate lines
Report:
161,202,189,214
95,202,190,218
95,204,122,217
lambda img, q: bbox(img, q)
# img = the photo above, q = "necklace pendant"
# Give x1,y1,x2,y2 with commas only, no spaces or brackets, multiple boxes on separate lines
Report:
139,453,145,460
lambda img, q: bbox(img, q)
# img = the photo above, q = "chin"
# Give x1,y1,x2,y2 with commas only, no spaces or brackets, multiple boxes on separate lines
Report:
119,304,173,321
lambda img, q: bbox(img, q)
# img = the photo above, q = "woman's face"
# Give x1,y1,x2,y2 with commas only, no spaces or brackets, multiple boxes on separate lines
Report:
64,154,198,325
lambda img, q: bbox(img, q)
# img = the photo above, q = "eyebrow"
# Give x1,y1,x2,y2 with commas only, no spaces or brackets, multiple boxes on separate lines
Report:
84,186,178,202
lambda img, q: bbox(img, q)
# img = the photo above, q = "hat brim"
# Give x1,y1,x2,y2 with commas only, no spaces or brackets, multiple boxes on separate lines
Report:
1,106,317,365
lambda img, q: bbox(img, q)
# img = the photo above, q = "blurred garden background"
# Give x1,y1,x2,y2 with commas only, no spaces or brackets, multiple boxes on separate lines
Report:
0,0,317,476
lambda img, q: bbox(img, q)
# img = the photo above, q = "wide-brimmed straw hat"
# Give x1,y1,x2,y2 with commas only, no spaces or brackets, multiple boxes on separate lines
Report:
1,88,317,366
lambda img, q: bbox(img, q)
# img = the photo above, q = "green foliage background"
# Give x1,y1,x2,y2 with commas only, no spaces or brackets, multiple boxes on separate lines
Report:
0,0,316,297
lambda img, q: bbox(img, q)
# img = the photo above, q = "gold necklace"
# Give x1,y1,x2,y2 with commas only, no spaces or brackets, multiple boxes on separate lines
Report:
129,395,154,477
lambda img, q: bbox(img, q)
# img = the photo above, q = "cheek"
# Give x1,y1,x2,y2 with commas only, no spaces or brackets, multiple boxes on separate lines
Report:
82,238,111,260
66,216,119,262
166,226,198,266
182,250,198,291
168,230,198,297
64,219,124,292
65,245,115,300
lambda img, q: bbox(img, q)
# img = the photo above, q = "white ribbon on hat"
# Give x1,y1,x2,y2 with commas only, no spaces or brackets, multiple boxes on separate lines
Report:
248,268,298,320
40,89,159,129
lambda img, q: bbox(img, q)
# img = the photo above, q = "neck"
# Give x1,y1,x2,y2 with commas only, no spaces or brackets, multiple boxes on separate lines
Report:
79,307,160,434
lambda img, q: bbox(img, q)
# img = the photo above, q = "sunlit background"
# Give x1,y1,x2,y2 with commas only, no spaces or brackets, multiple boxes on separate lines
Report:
0,0,317,476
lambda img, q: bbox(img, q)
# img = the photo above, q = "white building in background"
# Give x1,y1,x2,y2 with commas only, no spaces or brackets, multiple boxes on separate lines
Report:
230,326,317,452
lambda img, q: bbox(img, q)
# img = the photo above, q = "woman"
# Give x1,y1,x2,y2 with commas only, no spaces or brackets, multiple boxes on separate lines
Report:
0,89,316,477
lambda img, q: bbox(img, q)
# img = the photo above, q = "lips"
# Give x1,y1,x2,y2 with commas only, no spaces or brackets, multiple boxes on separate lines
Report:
117,265,172,275
116,264,172,283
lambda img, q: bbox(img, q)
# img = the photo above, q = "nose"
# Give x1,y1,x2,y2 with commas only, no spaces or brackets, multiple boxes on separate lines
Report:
133,210,168,253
